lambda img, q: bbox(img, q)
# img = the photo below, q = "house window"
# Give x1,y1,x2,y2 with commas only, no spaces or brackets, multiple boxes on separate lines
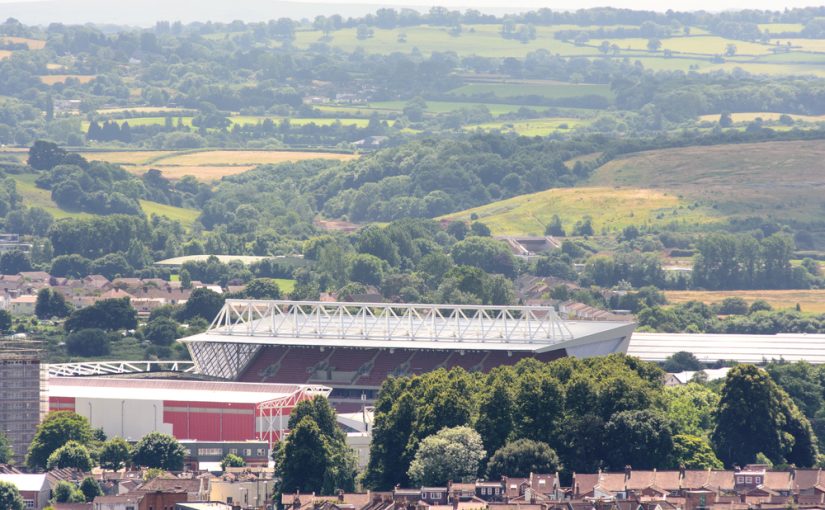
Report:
755,477,761,484
23,500,34,509
746,477,752,484
229,448,238,454
737,477,744,484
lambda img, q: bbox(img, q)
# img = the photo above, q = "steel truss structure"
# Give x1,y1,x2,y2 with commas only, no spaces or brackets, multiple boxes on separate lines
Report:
207,299,575,344
183,300,577,380
257,384,331,445
48,361,196,377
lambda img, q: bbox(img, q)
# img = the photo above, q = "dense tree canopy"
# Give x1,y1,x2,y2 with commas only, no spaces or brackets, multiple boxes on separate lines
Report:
27,411,94,470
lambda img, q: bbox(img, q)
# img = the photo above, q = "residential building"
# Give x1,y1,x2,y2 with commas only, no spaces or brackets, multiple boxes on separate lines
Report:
9,294,37,315
0,473,50,510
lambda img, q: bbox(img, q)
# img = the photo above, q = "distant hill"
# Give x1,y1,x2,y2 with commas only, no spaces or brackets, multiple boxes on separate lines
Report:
441,139,825,236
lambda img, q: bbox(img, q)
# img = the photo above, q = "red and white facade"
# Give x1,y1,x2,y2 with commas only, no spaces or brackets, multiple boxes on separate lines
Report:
48,377,330,445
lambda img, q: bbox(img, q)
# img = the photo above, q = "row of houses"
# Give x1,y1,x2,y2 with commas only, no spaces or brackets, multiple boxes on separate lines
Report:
0,272,227,316
285,466,825,510
0,464,274,510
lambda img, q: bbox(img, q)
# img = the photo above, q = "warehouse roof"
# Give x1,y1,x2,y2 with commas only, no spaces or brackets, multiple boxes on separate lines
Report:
48,377,330,404
628,332,825,364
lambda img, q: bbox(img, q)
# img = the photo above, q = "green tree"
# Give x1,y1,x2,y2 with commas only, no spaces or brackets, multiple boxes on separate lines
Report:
662,351,703,372
475,375,514,458
52,481,85,503
131,432,185,471
99,437,132,471
604,410,674,470
513,372,564,445
27,412,94,470
65,328,111,357
0,431,12,464
239,278,282,300
545,215,565,236
177,288,224,322
47,440,94,471
80,477,102,502
487,439,561,479
0,309,10,332
713,364,818,467
28,140,67,170
664,383,719,438
0,481,24,510
275,417,329,494
349,253,385,286
451,237,515,277
221,453,246,469
407,426,486,486
0,250,31,274
669,434,723,469
143,317,179,346
35,288,71,319
64,298,137,332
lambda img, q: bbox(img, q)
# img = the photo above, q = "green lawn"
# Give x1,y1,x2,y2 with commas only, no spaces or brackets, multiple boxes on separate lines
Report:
272,278,296,294
12,174,90,219
139,200,200,227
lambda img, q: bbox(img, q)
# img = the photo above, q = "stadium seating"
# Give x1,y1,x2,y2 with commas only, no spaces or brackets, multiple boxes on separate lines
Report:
270,347,330,383
407,350,449,374
327,348,376,372
237,345,290,382
445,351,488,371
355,350,412,386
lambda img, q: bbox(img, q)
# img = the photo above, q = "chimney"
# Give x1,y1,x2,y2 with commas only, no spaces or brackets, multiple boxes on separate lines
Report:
624,465,632,479
339,489,345,503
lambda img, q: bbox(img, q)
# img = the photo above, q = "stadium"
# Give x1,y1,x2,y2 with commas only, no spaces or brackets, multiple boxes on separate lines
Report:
178,299,637,411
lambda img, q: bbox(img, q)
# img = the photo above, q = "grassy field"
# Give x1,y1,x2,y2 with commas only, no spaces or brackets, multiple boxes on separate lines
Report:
448,81,614,101
96,107,192,115
698,112,825,123
39,75,96,85
466,117,585,135
128,164,258,180
290,24,598,58
597,35,774,56
272,278,296,294
771,38,825,52
0,50,11,60
139,200,199,227
316,100,547,117
589,140,825,222
665,290,825,313
440,187,717,236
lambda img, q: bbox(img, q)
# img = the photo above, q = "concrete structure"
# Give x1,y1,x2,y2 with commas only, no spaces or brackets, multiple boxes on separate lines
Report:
180,300,635,409
0,473,50,510
180,440,270,470
0,350,47,463
48,377,330,445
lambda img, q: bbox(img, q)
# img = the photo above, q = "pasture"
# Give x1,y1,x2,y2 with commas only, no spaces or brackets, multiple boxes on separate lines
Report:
466,117,585,136
440,187,716,236
447,81,614,101
697,112,825,123
154,150,357,166
589,140,825,222
665,290,825,314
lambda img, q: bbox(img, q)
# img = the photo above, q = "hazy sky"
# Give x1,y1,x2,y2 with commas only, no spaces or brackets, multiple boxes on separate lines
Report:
1,0,825,10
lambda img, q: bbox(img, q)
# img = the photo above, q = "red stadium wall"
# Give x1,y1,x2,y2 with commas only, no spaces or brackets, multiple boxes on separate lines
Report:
163,401,256,441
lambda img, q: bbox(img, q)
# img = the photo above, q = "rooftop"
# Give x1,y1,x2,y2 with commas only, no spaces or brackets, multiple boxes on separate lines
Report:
628,332,825,364
0,473,48,491
48,377,330,404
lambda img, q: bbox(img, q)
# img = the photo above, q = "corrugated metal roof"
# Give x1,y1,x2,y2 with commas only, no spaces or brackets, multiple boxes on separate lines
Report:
629,332,825,364
48,377,322,404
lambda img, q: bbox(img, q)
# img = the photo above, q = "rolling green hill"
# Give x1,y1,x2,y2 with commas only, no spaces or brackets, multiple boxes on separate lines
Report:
441,139,825,236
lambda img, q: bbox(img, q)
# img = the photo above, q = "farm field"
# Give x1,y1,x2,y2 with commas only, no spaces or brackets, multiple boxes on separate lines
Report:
39,75,96,85
316,100,546,116
96,106,192,115
665,290,825,314
440,187,717,236
758,23,805,33
466,117,585,135
128,164,257,180
597,36,774,55
771,38,825,52
448,81,614,101
0,36,46,49
0,50,11,59
589,140,825,222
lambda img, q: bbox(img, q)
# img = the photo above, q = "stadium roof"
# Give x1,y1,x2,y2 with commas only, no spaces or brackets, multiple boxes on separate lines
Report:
48,377,330,404
179,299,635,379
628,332,825,364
